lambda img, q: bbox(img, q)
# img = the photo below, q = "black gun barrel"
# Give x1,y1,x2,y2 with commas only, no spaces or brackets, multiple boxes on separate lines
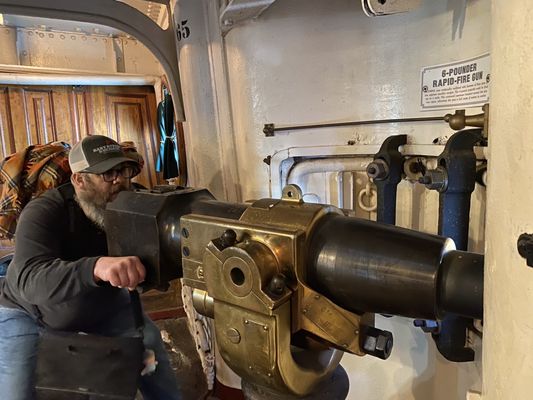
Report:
308,214,483,320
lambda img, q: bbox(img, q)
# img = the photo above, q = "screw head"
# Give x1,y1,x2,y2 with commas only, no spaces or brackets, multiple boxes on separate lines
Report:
226,328,241,344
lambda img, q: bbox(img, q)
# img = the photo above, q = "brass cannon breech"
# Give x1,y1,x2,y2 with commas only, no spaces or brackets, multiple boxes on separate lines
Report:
106,185,483,396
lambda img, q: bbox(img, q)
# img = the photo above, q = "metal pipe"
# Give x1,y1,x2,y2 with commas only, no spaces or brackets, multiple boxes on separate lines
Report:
421,128,484,362
263,116,444,136
0,73,158,86
436,129,484,249
439,193,473,250
286,158,372,201
369,135,406,225
0,63,151,76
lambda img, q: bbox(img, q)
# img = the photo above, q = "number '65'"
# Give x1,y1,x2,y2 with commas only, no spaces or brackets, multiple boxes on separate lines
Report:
176,20,190,41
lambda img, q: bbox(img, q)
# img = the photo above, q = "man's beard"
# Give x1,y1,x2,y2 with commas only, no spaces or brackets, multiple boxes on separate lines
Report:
75,177,130,230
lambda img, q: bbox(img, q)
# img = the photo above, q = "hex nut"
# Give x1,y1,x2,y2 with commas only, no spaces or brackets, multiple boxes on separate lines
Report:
419,167,448,192
362,326,393,360
367,159,390,180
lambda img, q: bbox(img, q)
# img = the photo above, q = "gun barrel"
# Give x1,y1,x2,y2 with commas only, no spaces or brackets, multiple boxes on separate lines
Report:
308,214,483,320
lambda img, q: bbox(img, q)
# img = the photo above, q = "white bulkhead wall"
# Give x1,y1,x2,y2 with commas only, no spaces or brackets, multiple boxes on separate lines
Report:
484,1,533,399
174,0,496,399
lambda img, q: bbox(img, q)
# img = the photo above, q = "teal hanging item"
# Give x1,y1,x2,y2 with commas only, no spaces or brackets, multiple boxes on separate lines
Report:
156,92,179,180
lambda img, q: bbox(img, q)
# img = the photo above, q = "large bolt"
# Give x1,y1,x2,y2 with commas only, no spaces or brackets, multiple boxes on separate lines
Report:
219,229,237,249
267,273,287,296
419,167,448,192
361,326,393,360
366,159,390,180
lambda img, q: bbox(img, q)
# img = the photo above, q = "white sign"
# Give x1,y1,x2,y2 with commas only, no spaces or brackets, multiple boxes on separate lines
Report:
420,54,491,110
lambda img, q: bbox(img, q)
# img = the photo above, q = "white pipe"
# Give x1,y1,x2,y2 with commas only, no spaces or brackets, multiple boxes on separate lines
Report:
287,157,372,188
0,63,123,76
0,72,158,86
286,158,373,205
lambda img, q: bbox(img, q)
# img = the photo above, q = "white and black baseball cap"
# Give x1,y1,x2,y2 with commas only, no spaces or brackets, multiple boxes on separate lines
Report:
68,135,139,174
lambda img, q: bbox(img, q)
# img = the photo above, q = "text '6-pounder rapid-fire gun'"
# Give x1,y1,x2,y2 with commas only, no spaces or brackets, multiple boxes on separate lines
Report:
106,184,482,398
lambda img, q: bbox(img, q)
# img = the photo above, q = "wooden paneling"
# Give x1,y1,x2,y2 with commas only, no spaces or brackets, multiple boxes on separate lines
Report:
7,87,30,150
0,88,15,160
22,88,57,145
104,89,159,188
69,87,90,143
0,84,162,189
49,87,76,145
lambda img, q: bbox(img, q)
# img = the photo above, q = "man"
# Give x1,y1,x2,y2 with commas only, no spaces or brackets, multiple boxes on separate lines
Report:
0,135,182,400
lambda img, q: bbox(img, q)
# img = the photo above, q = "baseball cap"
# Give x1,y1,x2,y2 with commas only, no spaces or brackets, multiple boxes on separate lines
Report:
69,135,139,174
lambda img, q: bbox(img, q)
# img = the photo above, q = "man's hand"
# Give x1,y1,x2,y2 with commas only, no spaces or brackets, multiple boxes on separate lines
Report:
93,256,146,290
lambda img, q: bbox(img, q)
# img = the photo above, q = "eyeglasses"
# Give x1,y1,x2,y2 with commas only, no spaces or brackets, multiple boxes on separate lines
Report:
100,165,137,182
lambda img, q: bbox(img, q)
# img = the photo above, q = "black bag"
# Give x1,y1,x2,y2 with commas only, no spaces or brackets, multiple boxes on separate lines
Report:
35,290,145,400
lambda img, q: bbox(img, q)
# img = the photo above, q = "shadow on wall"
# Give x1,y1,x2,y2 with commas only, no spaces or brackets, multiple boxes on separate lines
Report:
387,317,438,400
389,329,459,400
208,169,243,202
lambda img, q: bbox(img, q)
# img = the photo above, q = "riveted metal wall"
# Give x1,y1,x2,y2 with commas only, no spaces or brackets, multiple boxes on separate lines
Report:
17,28,117,72
0,26,17,64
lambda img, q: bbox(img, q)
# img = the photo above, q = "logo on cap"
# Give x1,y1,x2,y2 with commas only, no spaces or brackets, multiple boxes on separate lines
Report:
92,144,121,154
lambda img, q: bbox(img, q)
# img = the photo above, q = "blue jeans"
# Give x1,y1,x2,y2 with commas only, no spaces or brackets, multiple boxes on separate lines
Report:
0,305,183,400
